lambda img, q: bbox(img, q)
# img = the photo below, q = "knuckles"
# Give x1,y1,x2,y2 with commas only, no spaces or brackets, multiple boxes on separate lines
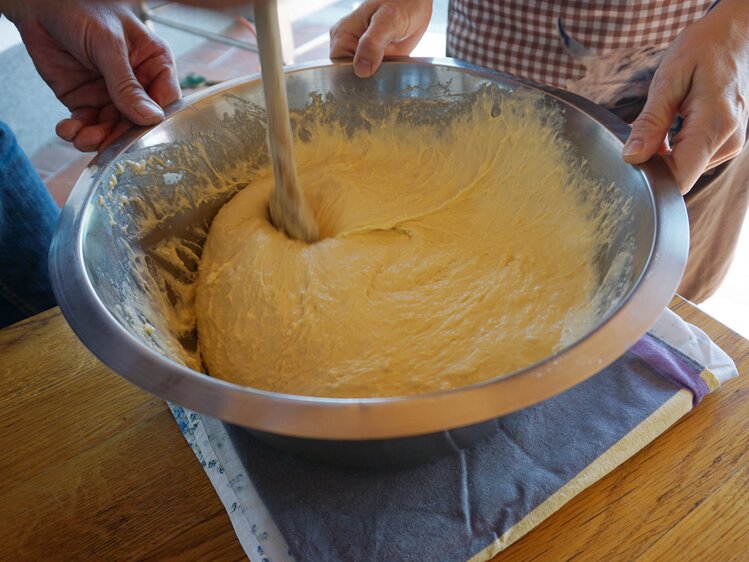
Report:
110,76,144,99
711,94,746,131
721,130,746,160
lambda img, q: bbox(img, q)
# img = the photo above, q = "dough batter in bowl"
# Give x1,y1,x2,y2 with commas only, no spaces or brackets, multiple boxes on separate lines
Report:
196,90,618,398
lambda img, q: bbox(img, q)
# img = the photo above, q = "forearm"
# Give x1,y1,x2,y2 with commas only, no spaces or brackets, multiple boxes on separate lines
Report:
0,0,9,20
1,0,78,23
1,0,24,22
1,0,41,23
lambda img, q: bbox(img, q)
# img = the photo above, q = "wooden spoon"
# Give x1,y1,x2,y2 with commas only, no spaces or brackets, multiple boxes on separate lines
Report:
254,0,319,242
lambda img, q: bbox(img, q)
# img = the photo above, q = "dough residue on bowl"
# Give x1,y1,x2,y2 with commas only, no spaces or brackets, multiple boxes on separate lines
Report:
196,89,617,398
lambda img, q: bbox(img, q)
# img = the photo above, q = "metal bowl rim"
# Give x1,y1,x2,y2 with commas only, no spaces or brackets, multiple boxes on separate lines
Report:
50,57,688,439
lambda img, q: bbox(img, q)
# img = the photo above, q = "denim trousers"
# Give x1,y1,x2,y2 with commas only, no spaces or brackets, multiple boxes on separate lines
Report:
0,120,59,328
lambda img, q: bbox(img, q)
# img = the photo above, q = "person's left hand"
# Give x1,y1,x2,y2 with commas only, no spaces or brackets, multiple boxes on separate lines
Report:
622,0,749,193
10,0,180,152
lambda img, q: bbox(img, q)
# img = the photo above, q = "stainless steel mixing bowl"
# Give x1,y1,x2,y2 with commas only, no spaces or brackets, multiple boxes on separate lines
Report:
49,58,688,464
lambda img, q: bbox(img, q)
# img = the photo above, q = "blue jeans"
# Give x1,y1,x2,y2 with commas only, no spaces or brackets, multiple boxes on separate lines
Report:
0,121,60,328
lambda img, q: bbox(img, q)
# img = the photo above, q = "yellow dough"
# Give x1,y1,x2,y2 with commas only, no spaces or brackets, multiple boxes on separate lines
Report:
196,92,610,398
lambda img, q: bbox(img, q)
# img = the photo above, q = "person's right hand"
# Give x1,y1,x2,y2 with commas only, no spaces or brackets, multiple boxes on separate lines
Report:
329,0,433,78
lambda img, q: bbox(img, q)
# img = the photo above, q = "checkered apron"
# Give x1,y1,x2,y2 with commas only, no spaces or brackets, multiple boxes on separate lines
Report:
447,0,717,89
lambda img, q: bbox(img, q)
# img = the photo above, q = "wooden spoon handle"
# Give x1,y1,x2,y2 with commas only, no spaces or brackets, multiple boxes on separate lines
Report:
254,0,319,242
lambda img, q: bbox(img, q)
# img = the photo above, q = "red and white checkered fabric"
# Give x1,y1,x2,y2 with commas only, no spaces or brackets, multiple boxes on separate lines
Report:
447,0,716,88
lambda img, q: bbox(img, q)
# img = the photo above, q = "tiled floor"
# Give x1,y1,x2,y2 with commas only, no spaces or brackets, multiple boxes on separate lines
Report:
31,138,91,207
26,4,749,339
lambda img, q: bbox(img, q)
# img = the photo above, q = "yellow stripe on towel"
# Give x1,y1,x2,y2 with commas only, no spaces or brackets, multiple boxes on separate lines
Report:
700,368,721,393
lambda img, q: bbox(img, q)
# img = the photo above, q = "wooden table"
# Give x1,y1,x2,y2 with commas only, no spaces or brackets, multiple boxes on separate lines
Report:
1,297,747,561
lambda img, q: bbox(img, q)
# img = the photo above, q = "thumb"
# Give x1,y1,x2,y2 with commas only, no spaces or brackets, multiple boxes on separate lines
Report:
354,4,406,77
623,64,687,164
94,41,165,126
